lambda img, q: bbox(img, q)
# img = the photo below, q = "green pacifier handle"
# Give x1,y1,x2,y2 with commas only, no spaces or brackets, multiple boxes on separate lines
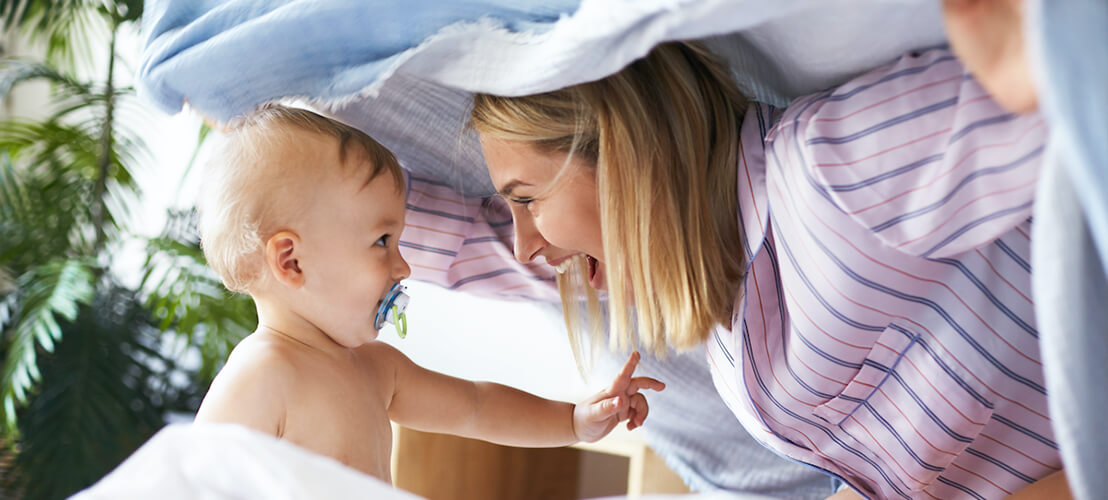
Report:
392,305,407,339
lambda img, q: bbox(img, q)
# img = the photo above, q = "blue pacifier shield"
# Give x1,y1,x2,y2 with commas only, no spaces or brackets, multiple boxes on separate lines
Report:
374,283,409,338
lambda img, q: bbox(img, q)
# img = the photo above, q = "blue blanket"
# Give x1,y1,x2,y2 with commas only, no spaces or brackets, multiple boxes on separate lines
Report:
1028,2,1108,499
138,0,946,198
138,0,577,121
137,0,946,122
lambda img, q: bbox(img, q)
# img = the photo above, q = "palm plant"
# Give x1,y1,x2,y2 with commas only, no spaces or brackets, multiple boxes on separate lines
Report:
0,1,255,498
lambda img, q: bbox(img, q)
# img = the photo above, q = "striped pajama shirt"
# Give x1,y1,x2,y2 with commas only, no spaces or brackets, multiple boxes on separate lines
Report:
399,48,1057,500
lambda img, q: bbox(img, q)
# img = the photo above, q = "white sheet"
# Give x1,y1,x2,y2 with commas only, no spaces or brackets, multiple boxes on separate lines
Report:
71,423,421,500
73,423,782,499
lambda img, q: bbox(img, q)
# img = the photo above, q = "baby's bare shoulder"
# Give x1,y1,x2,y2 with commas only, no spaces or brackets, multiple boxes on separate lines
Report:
195,335,301,431
222,334,303,378
203,337,304,405
350,342,419,394
357,340,402,358
355,341,415,372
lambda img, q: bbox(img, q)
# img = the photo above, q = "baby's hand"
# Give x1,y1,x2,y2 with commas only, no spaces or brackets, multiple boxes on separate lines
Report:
572,352,665,443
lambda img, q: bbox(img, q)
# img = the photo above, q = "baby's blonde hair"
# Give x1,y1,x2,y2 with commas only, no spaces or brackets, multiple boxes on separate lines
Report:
472,41,747,356
199,105,403,294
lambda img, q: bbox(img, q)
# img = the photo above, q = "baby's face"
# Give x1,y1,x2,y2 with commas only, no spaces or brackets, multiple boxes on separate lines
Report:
289,144,410,348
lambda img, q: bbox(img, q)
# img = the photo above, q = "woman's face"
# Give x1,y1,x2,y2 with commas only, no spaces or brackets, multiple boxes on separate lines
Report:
480,136,608,289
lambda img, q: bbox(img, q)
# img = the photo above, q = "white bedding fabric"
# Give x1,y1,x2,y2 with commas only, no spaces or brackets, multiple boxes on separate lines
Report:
71,424,422,500
73,423,779,500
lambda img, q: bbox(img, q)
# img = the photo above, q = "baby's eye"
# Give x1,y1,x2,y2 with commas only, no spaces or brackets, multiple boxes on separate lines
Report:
374,235,390,247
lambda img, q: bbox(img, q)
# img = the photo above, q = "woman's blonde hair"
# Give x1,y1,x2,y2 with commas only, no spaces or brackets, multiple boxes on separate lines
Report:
471,41,747,356
199,105,403,294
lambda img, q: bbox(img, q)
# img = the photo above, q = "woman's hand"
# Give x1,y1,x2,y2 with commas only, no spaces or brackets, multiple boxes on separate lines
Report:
571,351,666,443
824,488,864,500
1005,470,1072,499
942,0,1038,113
820,470,1072,500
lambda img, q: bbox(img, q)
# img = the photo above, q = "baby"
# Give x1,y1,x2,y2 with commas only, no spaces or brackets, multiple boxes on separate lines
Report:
193,105,664,481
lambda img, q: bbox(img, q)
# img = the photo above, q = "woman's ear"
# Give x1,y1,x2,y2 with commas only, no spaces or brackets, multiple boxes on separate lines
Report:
265,231,305,288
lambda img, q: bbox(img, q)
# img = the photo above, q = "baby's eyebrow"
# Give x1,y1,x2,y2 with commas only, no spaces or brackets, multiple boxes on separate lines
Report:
376,217,400,230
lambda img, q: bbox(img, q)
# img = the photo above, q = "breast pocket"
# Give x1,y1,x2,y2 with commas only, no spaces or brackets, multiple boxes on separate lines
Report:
812,324,995,494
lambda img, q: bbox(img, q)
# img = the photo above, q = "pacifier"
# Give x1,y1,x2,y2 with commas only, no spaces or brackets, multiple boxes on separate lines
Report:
374,283,409,338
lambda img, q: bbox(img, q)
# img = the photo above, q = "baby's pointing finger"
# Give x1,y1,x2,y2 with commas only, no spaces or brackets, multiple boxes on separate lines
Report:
609,351,641,390
626,377,665,394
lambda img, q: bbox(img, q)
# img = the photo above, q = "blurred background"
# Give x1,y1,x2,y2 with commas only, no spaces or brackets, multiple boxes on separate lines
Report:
1,2,256,498
0,2,614,499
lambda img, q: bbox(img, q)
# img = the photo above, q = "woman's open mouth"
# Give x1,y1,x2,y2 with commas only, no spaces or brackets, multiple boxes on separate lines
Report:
550,254,605,289
586,254,604,290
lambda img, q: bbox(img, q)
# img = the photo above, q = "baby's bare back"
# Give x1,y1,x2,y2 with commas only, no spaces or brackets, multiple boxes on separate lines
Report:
195,333,397,482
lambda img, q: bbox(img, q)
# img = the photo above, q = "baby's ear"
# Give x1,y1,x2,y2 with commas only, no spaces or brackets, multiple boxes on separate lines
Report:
265,231,305,288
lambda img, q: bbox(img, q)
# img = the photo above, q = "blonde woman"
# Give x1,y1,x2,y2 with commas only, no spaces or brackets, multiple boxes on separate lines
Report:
395,42,1065,499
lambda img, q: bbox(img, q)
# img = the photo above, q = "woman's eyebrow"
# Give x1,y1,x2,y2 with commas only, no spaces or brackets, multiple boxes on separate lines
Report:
497,179,533,197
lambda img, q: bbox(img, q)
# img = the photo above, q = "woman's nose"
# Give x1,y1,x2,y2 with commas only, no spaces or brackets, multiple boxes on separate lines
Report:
512,213,546,264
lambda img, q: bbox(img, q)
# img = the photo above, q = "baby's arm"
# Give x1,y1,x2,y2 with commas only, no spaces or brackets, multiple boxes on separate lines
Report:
194,346,288,436
377,345,663,447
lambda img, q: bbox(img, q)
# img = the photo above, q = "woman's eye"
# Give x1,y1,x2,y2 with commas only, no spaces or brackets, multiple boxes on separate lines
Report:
509,197,534,206
374,235,389,247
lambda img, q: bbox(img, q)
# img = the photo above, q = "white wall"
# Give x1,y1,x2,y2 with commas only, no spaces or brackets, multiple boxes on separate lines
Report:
379,281,603,403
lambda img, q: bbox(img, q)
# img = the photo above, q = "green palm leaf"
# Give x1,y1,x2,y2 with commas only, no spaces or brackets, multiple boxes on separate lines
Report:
0,153,34,254
7,284,180,500
140,213,255,381
1,0,81,32
2,119,108,287
0,1,138,73
0,258,94,434
1,3,248,496
0,58,89,99
0,120,103,179
0,117,144,257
